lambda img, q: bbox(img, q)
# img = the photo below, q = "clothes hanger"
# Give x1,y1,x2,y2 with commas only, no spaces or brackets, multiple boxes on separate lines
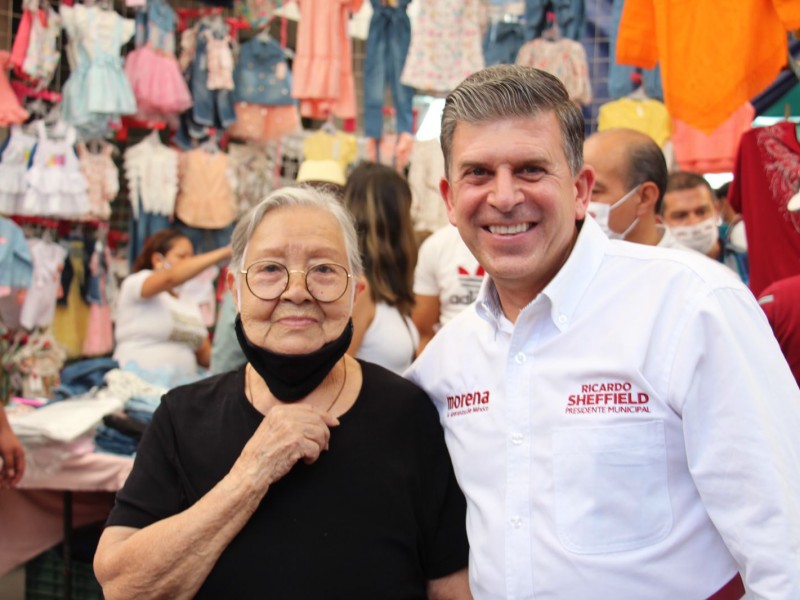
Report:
627,72,649,101
541,11,561,41
321,112,338,135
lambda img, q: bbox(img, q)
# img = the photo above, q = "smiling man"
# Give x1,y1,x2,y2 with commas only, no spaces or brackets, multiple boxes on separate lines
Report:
405,65,800,599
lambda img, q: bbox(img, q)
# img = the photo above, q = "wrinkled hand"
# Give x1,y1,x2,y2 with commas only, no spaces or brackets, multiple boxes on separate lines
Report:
0,424,25,488
238,404,339,488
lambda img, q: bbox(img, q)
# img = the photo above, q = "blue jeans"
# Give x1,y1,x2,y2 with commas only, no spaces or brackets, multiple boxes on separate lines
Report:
607,0,663,100
363,0,414,139
525,0,585,41
52,357,119,401
483,21,525,66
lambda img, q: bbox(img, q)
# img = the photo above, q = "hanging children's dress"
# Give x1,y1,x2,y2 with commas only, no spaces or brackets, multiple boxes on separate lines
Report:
174,147,236,230
400,0,484,92
77,141,119,220
291,0,362,119
0,125,37,214
0,51,29,127
22,6,62,86
61,5,136,137
19,237,68,331
124,0,192,121
82,238,114,356
22,121,90,218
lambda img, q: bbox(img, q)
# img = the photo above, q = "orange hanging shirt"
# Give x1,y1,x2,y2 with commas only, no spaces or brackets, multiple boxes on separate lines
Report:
616,0,800,133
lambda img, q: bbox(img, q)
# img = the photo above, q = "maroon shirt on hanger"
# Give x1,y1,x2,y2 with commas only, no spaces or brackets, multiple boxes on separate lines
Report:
728,121,800,297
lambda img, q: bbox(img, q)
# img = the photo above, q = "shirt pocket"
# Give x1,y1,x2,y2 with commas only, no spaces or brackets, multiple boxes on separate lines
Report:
552,420,672,554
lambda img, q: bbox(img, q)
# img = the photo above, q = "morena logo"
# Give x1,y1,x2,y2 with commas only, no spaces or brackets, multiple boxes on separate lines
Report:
446,390,491,417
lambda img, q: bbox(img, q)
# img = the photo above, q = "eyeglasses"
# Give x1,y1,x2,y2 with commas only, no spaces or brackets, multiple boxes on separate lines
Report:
241,260,352,303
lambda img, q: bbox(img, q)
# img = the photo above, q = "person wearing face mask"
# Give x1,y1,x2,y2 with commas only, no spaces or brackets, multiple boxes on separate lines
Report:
661,171,749,283
94,187,470,599
113,229,232,376
583,128,687,249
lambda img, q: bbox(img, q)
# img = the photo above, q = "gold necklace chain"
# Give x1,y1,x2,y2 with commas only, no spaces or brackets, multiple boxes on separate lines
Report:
246,358,348,414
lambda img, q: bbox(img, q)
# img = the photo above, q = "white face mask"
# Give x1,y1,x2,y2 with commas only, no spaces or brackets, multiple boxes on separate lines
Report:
669,218,718,254
587,185,641,240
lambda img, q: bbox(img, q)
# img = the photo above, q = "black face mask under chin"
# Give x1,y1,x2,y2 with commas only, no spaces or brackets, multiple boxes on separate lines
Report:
234,316,353,402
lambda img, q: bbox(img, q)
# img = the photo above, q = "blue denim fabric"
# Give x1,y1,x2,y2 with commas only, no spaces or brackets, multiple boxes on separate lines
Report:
210,291,245,374
175,220,234,254
125,407,156,422
363,0,414,139
95,425,138,456
127,196,172,269
191,25,236,129
234,37,294,106
607,0,663,100
483,21,525,66
51,357,119,401
524,0,585,41
0,218,33,290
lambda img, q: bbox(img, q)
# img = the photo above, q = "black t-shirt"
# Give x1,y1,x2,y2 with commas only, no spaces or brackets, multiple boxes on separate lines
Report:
108,361,469,599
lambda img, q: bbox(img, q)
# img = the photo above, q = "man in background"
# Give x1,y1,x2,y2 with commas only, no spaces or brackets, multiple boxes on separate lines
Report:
661,171,749,282
583,128,685,249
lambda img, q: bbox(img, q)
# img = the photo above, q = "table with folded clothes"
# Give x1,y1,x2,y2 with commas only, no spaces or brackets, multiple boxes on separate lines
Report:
0,358,208,577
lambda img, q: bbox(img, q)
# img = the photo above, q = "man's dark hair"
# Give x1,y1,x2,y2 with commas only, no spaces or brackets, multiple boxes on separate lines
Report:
625,138,668,213
661,172,714,215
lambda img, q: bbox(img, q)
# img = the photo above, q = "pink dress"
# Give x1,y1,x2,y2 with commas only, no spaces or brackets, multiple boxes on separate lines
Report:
291,0,363,120
0,51,29,127
124,4,191,121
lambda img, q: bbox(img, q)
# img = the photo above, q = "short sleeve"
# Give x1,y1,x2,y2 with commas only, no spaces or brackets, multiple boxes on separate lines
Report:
106,399,186,528
413,231,442,297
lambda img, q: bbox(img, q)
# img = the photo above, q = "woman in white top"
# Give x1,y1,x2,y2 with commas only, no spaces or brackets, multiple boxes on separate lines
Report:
343,163,419,374
114,229,231,376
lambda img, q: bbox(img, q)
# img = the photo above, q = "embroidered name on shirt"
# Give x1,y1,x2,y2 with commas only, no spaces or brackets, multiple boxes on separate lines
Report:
565,382,650,415
446,389,490,418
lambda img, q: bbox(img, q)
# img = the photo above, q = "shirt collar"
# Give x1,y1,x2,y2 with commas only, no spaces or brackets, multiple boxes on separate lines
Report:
475,217,609,332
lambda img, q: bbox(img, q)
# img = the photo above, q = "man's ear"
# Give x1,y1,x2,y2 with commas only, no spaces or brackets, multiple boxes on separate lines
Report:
636,181,660,217
440,177,457,226
574,166,595,220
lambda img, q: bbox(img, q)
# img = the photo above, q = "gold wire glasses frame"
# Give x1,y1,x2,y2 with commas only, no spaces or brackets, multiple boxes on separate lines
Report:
241,260,352,303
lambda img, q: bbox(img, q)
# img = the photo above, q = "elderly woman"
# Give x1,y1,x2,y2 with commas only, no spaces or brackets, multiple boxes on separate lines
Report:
94,187,470,599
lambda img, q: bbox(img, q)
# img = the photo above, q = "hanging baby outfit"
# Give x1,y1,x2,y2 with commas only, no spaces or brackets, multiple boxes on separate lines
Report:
124,0,192,121
19,237,68,331
291,0,363,120
515,38,592,105
400,0,484,92
123,133,178,263
22,6,62,86
82,238,114,356
61,5,136,138
77,141,119,220
0,125,38,214
22,121,90,218
174,148,236,229
228,35,300,143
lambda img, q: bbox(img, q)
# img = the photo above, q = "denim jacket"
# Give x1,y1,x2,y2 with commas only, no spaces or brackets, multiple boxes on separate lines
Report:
233,37,294,106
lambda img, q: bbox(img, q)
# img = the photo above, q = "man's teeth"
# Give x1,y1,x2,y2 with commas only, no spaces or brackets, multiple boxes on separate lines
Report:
488,223,530,235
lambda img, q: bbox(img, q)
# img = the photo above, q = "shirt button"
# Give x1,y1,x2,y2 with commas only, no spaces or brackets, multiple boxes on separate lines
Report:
511,433,524,445
514,352,526,364
510,516,523,529
557,314,568,325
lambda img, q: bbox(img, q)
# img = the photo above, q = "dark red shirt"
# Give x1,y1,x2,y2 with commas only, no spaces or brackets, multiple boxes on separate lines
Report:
759,273,800,388
728,122,800,297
